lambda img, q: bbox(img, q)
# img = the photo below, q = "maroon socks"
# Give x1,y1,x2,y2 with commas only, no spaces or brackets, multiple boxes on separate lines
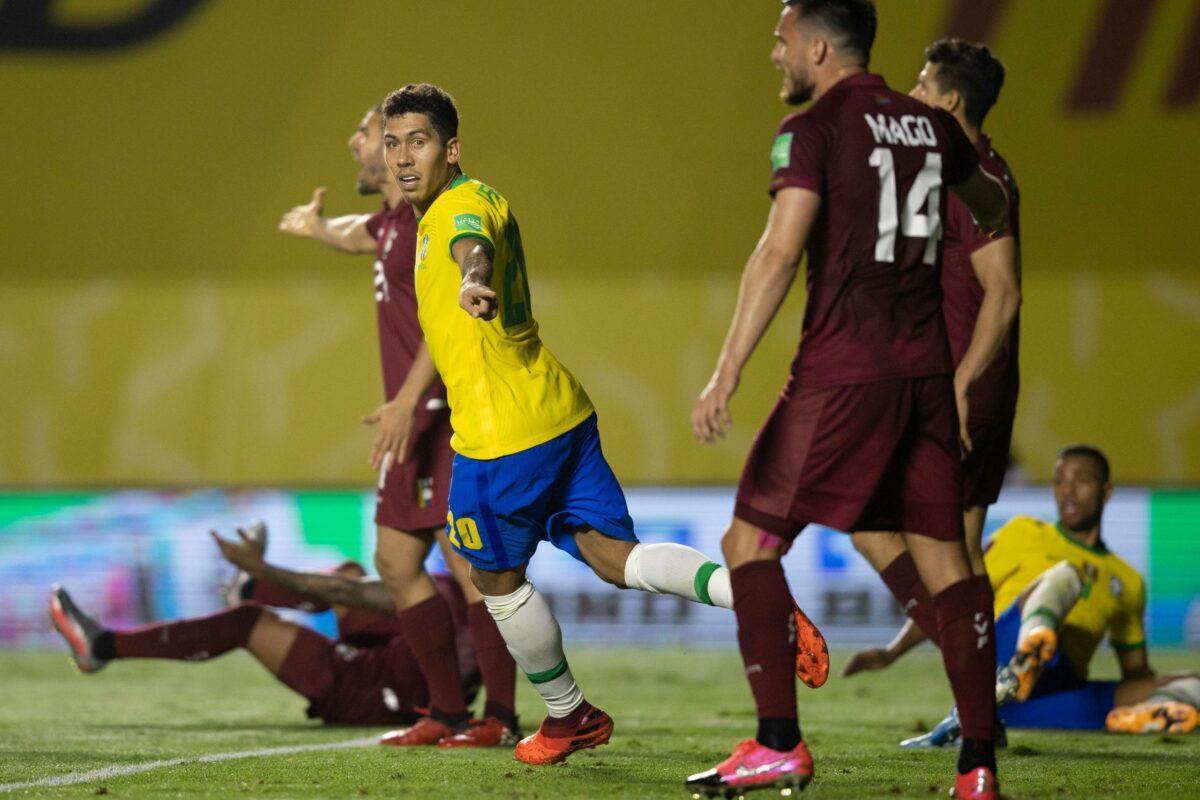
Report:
398,593,468,723
731,560,801,751
879,551,939,641
467,601,518,728
98,603,264,661
933,575,997,773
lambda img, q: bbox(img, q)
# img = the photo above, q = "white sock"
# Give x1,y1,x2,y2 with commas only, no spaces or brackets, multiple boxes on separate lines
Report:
1018,561,1083,644
1151,676,1200,708
622,542,732,609
482,581,583,719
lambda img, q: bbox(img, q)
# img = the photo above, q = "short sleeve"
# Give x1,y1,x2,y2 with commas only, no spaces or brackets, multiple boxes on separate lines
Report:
982,520,1023,592
365,210,386,240
947,181,1007,255
769,114,829,196
435,192,498,257
1108,574,1147,650
932,107,979,187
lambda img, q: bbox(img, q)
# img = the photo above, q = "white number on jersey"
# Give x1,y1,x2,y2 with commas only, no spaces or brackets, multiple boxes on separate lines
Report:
870,148,944,265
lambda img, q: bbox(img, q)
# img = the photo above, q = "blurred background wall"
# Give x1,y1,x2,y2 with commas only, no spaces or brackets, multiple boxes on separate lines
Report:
1,0,1198,488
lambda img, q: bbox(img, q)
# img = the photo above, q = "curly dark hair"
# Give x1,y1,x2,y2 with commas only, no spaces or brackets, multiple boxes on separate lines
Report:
783,0,877,65
924,38,1006,127
382,83,459,143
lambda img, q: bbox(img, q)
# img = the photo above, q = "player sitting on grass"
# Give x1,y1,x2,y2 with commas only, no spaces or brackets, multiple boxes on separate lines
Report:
844,446,1200,743
49,523,488,732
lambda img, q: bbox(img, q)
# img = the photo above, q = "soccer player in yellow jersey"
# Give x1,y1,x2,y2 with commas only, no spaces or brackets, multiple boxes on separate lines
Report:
378,83,742,765
845,445,1199,742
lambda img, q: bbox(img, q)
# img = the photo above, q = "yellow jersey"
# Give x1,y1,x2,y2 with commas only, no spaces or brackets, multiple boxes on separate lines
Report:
414,175,594,459
984,515,1146,677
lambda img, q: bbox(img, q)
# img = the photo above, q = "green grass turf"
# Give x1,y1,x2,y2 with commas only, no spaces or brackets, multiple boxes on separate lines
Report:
0,647,1196,798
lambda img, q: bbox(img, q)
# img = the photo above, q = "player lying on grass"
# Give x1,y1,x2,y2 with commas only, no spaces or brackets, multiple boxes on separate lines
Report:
378,82,828,767
844,446,1200,743
49,523,493,734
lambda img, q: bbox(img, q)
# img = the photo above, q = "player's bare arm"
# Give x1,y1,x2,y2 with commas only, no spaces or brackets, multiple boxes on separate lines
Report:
364,343,440,471
949,167,1008,234
210,529,396,615
953,235,1021,451
842,618,929,677
691,187,819,443
278,187,376,254
452,237,498,320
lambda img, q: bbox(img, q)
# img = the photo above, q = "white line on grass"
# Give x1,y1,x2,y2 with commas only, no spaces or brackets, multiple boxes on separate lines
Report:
0,736,379,793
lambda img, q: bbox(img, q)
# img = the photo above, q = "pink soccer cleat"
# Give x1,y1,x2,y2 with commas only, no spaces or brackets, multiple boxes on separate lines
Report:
951,766,1000,799
685,738,813,798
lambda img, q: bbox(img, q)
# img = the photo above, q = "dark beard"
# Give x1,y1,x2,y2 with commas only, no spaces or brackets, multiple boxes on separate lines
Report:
782,80,814,106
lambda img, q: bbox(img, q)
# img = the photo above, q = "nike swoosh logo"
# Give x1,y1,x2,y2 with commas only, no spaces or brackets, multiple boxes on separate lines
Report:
734,758,789,778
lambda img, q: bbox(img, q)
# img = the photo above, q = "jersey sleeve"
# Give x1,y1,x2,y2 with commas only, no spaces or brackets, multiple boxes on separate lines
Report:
365,210,386,240
1108,573,1147,650
932,108,980,188
433,192,499,257
982,519,1025,592
769,114,830,196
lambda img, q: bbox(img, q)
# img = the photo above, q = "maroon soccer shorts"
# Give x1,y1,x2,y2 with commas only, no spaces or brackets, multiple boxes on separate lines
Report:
278,628,427,726
961,412,1014,509
735,376,964,541
375,408,453,533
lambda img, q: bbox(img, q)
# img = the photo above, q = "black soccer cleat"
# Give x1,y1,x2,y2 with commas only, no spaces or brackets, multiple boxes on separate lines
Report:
49,586,108,674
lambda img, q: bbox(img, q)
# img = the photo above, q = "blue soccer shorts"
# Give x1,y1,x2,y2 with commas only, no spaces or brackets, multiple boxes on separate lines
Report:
444,414,638,571
994,600,1117,730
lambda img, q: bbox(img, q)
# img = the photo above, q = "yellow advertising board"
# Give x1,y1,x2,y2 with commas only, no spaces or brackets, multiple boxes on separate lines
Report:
1,0,1198,485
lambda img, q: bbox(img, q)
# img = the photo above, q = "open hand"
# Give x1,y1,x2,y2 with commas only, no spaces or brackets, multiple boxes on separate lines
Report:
278,187,327,237
364,398,415,471
841,647,894,678
210,528,266,575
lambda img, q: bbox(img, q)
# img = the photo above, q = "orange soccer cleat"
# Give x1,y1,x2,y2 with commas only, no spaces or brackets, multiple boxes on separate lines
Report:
996,626,1056,704
513,704,613,765
437,716,521,748
1106,701,1197,735
380,716,453,746
792,602,830,689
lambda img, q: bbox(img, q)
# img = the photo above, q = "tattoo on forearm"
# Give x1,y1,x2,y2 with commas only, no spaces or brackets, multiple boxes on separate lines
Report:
261,565,396,615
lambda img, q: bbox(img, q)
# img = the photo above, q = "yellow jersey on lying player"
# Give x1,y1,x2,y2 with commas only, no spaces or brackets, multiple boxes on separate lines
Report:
984,515,1146,677
414,174,594,459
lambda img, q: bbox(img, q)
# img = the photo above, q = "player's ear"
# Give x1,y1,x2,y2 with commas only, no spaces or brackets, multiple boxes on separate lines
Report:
944,89,963,116
446,137,461,165
810,36,829,66
1101,482,1114,505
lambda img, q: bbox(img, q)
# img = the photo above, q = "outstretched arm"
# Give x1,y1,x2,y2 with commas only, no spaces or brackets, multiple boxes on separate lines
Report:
453,237,498,320
691,187,818,443
211,530,395,615
278,187,376,254
842,618,929,677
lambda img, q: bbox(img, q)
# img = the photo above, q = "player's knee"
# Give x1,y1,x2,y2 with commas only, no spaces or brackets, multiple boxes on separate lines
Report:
721,524,777,568
374,548,421,585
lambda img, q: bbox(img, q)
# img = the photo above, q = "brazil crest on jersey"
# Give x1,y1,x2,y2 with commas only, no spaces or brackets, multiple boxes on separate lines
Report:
414,175,594,459
984,515,1146,676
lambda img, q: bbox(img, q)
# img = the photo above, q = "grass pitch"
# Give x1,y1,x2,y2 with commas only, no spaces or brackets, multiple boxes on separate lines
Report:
1,647,1196,798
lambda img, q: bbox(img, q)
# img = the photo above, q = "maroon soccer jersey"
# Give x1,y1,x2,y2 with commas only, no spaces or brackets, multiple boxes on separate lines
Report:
941,134,1021,423
366,202,447,405
769,73,980,387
